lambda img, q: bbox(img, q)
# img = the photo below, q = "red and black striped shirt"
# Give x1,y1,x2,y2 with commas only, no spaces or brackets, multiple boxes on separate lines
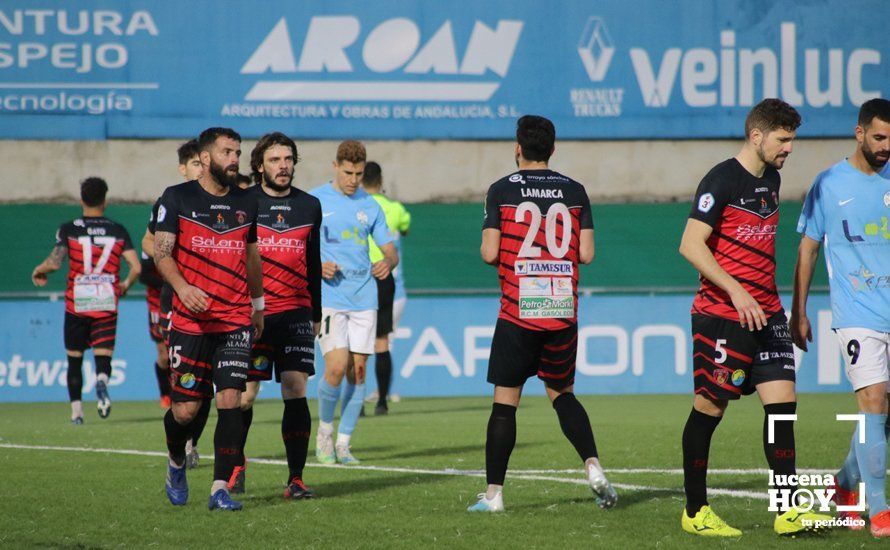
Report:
56,217,133,318
155,180,258,335
689,158,782,321
252,185,322,319
483,170,593,331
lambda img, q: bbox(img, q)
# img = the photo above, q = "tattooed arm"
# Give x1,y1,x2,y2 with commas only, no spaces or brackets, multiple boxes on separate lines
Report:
31,244,67,287
154,230,208,313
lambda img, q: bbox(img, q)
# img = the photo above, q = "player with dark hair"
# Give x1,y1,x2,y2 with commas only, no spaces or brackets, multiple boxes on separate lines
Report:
155,127,265,511
679,98,829,536
792,98,890,537
469,115,616,512
361,161,411,415
312,140,398,464
228,132,322,499
32,177,140,423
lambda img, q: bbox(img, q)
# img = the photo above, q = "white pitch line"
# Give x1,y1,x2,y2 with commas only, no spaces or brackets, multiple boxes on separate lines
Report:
0,443,770,500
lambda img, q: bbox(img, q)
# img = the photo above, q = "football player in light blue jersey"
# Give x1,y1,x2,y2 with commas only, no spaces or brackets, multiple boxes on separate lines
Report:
792,98,890,538
310,140,397,465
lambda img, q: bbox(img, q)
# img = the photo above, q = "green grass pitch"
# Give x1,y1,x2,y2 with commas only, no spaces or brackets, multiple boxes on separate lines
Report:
0,393,883,548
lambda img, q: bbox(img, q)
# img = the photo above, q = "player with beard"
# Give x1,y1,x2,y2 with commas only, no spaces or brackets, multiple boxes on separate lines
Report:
792,98,890,537
156,127,264,511
228,132,322,499
679,99,830,536
142,140,211,468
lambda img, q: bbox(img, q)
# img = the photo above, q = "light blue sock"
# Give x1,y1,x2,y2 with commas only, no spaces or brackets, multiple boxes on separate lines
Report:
338,382,366,437
317,378,341,424
836,431,862,490
340,378,356,416
840,419,890,489
854,413,888,518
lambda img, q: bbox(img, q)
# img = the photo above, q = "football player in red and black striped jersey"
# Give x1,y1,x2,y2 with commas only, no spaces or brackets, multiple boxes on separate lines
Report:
229,132,322,499
678,99,830,535
154,127,265,511
469,115,616,513
32,177,140,424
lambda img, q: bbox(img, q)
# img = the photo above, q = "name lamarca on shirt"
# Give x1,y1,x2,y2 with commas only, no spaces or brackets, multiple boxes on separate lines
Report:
520,188,564,199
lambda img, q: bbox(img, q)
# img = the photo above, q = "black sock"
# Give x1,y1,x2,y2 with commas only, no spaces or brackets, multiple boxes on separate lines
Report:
154,363,171,397
763,402,797,510
485,403,517,486
240,406,254,466
94,355,112,380
282,397,311,481
552,393,598,461
164,408,191,464
682,408,722,516
191,399,211,446
66,355,83,402
375,351,392,405
214,408,243,484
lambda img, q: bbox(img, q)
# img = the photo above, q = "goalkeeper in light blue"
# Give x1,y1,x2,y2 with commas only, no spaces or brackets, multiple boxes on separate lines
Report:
791,98,890,538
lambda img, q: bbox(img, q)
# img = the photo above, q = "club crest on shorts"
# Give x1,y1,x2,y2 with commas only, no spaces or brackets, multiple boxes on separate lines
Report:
884,191,890,207
179,373,196,389
714,369,730,385
253,355,269,371
731,369,746,386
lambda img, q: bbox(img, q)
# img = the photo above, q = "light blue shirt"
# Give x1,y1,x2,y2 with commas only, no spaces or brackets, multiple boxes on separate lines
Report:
310,182,393,310
797,159,890,331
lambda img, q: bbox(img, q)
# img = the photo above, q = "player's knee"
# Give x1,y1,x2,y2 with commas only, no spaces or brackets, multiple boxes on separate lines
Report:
172,403,198,424
216,388,241,409
858,385,888,413
694,394,727,416
374,338,389,353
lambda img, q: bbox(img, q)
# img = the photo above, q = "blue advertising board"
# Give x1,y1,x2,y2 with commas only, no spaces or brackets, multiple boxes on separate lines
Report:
0,294,853,403
0,1,884,140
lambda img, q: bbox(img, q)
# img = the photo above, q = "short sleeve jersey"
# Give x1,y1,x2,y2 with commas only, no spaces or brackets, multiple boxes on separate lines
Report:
56,216,134,318
155,180,258,334
368,193,411,299
252,185,323,320
689,158,782,320
310,183,393,311
483,169,593,331
797,160,890,332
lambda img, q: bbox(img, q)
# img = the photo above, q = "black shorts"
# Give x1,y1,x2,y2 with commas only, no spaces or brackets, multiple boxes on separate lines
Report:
376,274,395,337
64,312,117,351
250,308,315,382
487,318,578,390
691,311,796,401
168,326,253,401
